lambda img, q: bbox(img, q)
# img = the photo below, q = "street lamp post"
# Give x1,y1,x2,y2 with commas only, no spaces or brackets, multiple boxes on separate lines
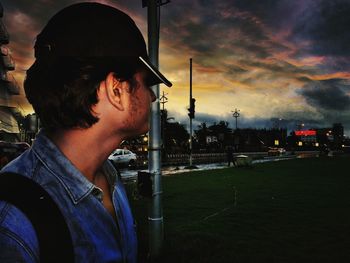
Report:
232,108,240,130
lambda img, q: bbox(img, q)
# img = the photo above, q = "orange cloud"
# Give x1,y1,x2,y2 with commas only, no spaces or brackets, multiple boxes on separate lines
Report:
286,56,325,67
308,72,350,80
195,66,223,74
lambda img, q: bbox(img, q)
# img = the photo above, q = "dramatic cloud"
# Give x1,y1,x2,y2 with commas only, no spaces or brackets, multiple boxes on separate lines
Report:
1,0,350,134
299,79,350,111
293,0,350,57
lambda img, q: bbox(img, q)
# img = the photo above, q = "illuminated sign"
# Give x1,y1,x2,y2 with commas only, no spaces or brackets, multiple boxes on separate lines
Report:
295,130,316,136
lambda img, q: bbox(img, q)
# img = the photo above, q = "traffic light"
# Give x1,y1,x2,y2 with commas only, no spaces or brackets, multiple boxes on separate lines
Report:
188,98,196,119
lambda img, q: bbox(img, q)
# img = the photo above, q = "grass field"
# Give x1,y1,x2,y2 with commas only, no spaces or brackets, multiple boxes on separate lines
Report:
128,156,350,263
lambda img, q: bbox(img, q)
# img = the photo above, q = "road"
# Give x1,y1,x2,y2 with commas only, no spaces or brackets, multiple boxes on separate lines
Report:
119,151,320,181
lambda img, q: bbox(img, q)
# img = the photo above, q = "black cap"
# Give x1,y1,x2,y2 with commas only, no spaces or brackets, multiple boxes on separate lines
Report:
34,2,172,87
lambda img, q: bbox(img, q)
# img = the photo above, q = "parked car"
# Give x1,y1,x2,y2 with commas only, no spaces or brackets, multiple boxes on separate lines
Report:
108,149,137,167
268,147,286,156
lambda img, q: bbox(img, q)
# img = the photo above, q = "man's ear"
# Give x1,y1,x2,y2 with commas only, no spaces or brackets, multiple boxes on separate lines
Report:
104,72,128,111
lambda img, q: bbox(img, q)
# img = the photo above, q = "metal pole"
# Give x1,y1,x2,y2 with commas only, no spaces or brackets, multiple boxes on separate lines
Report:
147,0,163,259
190,58,192,167
189,58,193,166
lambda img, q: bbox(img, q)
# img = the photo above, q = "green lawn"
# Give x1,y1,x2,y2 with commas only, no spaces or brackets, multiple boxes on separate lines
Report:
128,156,350,263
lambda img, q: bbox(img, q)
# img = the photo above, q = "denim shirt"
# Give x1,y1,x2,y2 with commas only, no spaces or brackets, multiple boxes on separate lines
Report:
0,131,137,262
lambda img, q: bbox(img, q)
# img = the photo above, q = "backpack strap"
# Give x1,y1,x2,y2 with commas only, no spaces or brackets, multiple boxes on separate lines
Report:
0,172,74,263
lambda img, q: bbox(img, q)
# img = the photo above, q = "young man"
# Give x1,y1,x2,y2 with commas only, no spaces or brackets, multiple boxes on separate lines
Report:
0,2,171,262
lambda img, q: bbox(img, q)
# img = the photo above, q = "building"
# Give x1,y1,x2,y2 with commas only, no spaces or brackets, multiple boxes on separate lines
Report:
289,123,345,150
0,3,20,142
233,128,287,152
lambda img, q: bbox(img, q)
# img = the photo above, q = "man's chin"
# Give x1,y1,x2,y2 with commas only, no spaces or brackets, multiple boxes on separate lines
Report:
124,125,150,140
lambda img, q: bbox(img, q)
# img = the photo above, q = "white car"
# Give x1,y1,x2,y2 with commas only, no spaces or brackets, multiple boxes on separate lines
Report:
108,149,137,167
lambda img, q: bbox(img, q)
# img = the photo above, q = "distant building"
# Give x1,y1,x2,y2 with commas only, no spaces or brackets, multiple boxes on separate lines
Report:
206,135,218,144
294,130,317,143
0,3,20,142
289,123,345,150
332,123,344,148
233,128,287,152
315,123,344,149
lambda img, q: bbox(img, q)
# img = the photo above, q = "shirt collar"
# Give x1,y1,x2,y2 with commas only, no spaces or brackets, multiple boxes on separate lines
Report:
32,129,99,204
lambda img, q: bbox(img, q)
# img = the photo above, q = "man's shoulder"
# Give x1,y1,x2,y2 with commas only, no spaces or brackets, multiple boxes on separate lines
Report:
0,149,43,262
1,148,37,179
0,149,40,262
0,201,39,262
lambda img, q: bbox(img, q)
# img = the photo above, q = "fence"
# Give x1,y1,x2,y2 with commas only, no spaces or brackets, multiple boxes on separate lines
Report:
136,152,269,167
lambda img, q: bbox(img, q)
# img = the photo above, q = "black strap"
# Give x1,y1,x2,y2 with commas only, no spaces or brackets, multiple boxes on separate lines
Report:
0,172,74,263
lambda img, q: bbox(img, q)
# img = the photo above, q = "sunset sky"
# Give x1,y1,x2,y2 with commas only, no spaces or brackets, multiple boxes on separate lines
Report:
2,0,350,134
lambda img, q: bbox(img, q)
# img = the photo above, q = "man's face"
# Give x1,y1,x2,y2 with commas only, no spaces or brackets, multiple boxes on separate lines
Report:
126,70,156,137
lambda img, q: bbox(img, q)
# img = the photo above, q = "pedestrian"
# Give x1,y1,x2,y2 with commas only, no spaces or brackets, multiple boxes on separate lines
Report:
226,145,234,167
0,2,171,263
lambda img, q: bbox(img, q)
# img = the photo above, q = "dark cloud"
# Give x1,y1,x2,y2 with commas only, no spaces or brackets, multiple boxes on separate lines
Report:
159,0,306,86
296,76,312,83
1,0,145,37
224,64,248,75
239,71,267,85
161,0,273,58
293,0,350,57
2,0,73,25
299,79,350,111
233,39,271,59
319,56,350,73
231,0,298,30
224,16,268,42
181,21,219,54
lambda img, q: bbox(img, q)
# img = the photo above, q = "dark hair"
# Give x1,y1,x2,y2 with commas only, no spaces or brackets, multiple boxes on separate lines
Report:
24,57,139,132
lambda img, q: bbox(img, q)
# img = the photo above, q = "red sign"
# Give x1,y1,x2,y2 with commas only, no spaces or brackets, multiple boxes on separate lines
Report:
295,130,316,136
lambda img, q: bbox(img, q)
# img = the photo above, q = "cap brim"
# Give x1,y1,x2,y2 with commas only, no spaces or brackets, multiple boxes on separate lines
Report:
139,56,172,87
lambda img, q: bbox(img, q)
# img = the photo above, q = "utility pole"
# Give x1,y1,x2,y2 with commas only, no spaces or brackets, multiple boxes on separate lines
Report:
187,58,196,167
160,91,168,146
232,108,240,130
160,91,168,160
143,0,170,260
160,91,168,111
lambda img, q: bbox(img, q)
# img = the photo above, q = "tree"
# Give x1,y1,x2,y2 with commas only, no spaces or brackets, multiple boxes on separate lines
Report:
208,121,232,149
195,122,208,147
194,121,233,152
164,121,189,153
160,109,189,153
